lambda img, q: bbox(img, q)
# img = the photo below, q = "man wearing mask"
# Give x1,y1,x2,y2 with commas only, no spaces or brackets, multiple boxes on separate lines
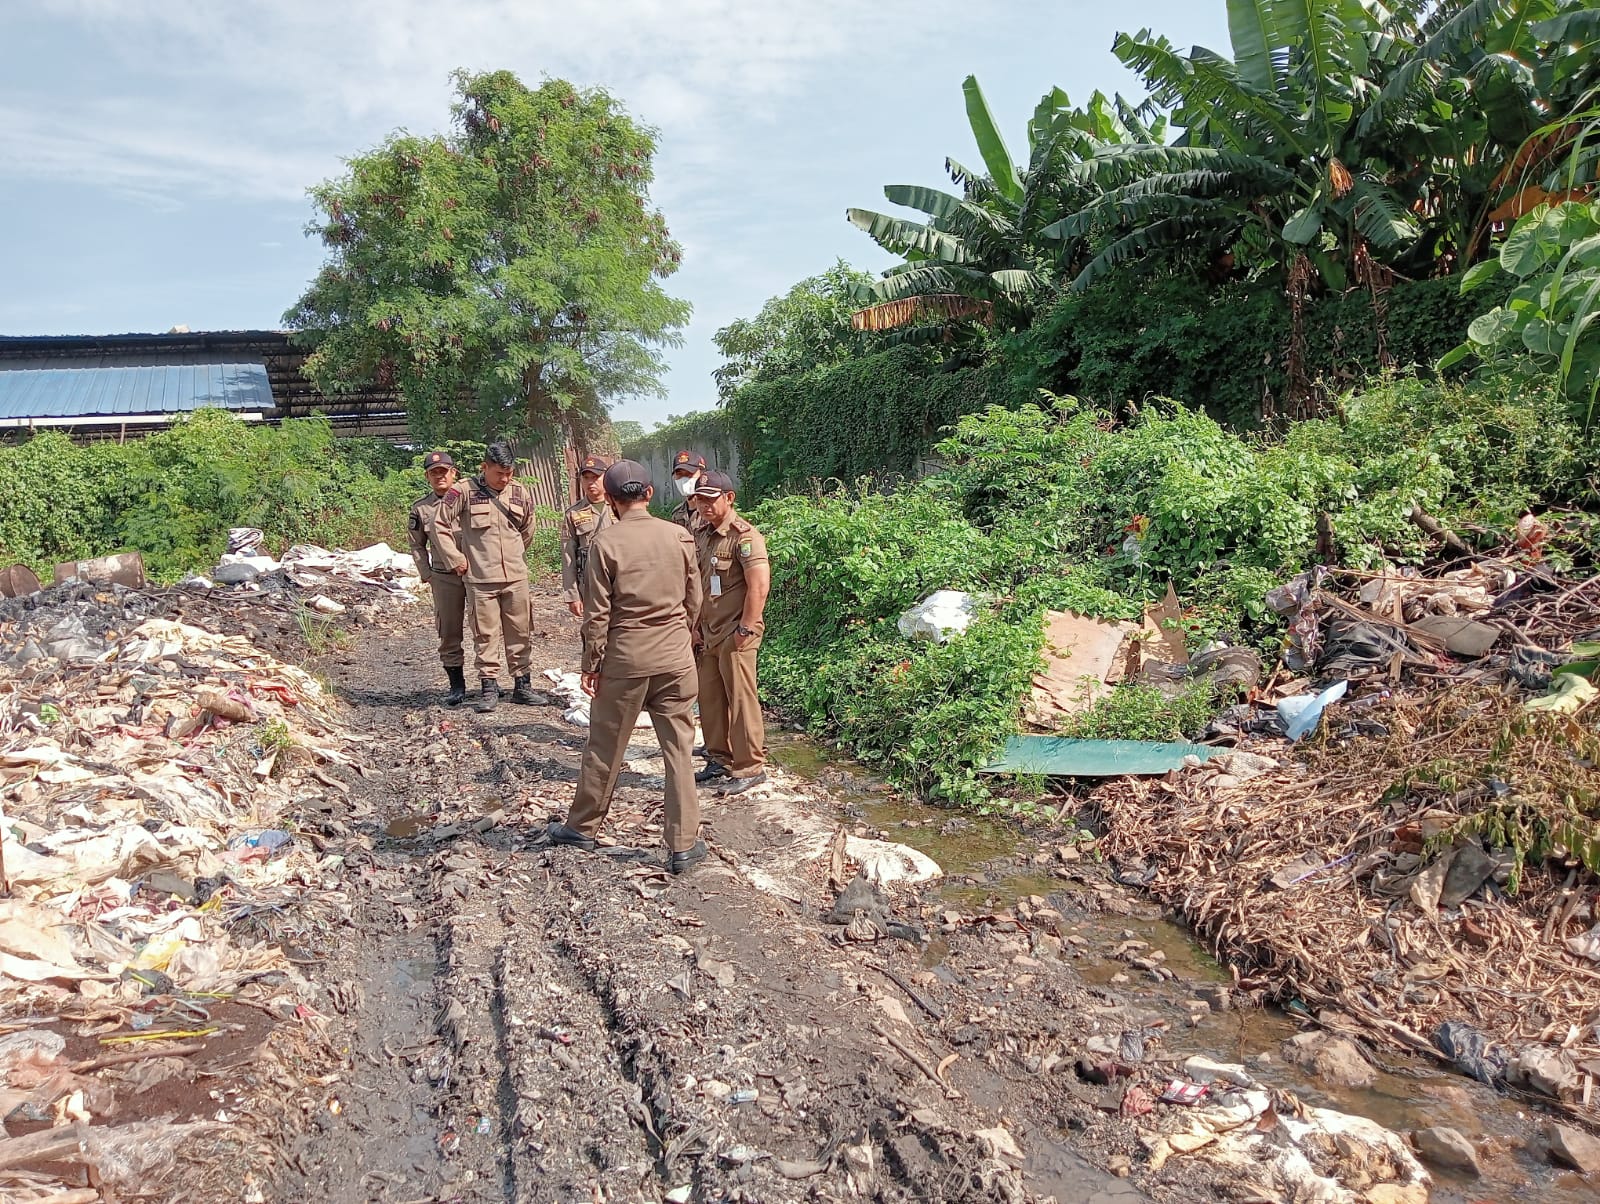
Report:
432,442,538,713
549,460,706,874
691,470,770,796
668,449,706,533
407,450,470,707
561,454,614,619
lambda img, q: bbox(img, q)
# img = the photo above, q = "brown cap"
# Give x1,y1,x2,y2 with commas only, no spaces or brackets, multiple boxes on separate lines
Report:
578,454,610,476
671,449,707,474
602,459,652,496
423,450,455,470
692,469,736,498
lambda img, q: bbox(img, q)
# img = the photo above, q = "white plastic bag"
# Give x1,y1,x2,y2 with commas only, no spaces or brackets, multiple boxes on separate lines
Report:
897,591,979,644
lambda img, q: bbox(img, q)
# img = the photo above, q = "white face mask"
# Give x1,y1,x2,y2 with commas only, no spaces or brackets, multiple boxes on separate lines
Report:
674,476,698,497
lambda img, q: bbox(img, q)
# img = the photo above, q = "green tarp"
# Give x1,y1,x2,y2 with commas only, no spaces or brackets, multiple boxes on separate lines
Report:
981,736,1220,777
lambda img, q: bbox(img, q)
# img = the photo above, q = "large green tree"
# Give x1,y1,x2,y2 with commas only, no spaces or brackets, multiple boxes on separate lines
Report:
711,261,877,399
285,70,691,444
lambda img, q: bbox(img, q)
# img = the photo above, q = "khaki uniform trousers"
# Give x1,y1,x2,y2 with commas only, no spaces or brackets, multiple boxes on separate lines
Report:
427,573,468,669
566,668,701,853
698,640,765,778
467,579,531,685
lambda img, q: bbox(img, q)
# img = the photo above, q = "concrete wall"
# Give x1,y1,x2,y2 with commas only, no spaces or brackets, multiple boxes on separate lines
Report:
627,427,744,493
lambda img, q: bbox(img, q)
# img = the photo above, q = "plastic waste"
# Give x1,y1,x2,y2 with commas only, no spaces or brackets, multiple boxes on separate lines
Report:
897,591,979,644
227,527,265,556
1278,679,1348,741
228,829,293,857
728,1088,759,1104
1433,1019,1507,1085
1525,671,1598,715
212,562,261,586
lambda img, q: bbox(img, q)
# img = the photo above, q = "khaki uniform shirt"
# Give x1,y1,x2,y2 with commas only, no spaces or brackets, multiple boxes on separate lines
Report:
669,498,704,534
432,476,536,585
560,499,614,603
696,512,769,651
406,490,457,581
581,510,702,676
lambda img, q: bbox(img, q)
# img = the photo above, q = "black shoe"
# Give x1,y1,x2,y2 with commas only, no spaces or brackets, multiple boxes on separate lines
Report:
547,821,596,851
511,675,537,705
669,840,708,875
475,681,500,713
718,772,768,797
694,761,729,784
443,667,467,707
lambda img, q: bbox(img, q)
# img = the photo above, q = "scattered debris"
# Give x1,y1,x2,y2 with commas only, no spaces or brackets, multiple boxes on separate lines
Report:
0,556,412,1201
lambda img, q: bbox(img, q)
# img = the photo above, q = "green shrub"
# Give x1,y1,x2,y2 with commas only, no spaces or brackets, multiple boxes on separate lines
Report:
750,373,1594,807
0,411,428,582
1060,682,1217,743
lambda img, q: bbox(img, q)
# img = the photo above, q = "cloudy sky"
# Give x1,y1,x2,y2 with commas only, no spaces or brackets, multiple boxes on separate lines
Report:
1,0,1226,427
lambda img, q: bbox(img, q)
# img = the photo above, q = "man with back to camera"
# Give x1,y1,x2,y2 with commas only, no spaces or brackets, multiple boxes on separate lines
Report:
667,449,706,533
548,459,707,874
431,441,539,714
691,470,771,796
406,449,471,707
561,454,615,619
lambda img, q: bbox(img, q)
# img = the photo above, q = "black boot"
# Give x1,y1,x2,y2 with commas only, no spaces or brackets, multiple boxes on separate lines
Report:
511,674,537,705
443,667,467,707
475,681,500,713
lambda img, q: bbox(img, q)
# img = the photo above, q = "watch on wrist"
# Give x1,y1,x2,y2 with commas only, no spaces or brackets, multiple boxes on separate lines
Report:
735,624,755,637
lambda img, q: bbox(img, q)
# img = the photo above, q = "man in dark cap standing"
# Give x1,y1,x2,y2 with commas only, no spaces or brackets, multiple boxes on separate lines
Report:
549,460,707,873
407,450,471,706
432,442,538,713
561,454,614,619
691,470,770,795
667,450,706,533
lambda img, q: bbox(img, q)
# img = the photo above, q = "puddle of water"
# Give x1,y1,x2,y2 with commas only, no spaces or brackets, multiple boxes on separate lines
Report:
386,814,434,838
769,721,1592,1204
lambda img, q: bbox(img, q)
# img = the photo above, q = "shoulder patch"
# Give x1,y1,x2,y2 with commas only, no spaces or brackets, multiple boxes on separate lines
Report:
738,539,754,559
407,513,421,531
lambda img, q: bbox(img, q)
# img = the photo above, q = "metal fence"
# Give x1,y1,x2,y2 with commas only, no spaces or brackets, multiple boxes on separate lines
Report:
509,437,577,522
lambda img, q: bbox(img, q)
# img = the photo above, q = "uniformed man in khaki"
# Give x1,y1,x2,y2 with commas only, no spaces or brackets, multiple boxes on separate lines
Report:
691,470,771,796
667,449,706,533
549,460,707,874
407,449,470,707
561,454,614,619
432,442,538,713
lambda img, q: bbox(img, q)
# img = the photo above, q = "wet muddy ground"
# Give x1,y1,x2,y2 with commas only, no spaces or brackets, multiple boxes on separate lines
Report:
281,582,1592,1204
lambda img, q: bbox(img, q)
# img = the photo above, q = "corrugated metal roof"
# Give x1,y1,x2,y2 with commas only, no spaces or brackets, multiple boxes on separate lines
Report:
0,363,274,421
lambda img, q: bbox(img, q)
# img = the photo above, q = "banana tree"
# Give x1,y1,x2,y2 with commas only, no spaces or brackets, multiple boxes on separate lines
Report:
845,76,1161,337
1059,1,1599,293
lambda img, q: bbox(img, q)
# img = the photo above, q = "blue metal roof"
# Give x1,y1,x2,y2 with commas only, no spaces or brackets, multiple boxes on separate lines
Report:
0,363,274,421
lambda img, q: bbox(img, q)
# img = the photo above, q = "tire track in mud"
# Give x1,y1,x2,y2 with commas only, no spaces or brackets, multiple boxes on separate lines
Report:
295,591,1157,1204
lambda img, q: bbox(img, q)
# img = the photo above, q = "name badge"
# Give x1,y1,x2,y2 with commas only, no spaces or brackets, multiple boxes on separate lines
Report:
710,574,722,597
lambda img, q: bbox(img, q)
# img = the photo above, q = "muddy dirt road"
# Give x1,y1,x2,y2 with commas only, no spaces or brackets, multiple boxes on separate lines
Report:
279,584,1583,1204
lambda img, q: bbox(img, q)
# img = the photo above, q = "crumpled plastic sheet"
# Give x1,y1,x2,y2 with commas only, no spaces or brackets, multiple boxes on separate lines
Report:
898,590,979,644
542,669,652,729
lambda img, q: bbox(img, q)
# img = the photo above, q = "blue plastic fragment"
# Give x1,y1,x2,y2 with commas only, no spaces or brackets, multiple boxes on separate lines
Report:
981,737,1220,777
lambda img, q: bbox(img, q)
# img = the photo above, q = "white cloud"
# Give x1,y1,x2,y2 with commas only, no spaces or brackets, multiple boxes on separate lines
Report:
10,0,961,207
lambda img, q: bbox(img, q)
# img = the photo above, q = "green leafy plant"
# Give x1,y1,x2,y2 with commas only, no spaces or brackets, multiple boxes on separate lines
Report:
1440,199,1600,422
1060,682,1216,743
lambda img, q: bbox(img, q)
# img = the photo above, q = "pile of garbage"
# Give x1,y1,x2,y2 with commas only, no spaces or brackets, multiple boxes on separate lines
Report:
1092,550,1600,1127
201,528,420,598
0,573,374,1198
